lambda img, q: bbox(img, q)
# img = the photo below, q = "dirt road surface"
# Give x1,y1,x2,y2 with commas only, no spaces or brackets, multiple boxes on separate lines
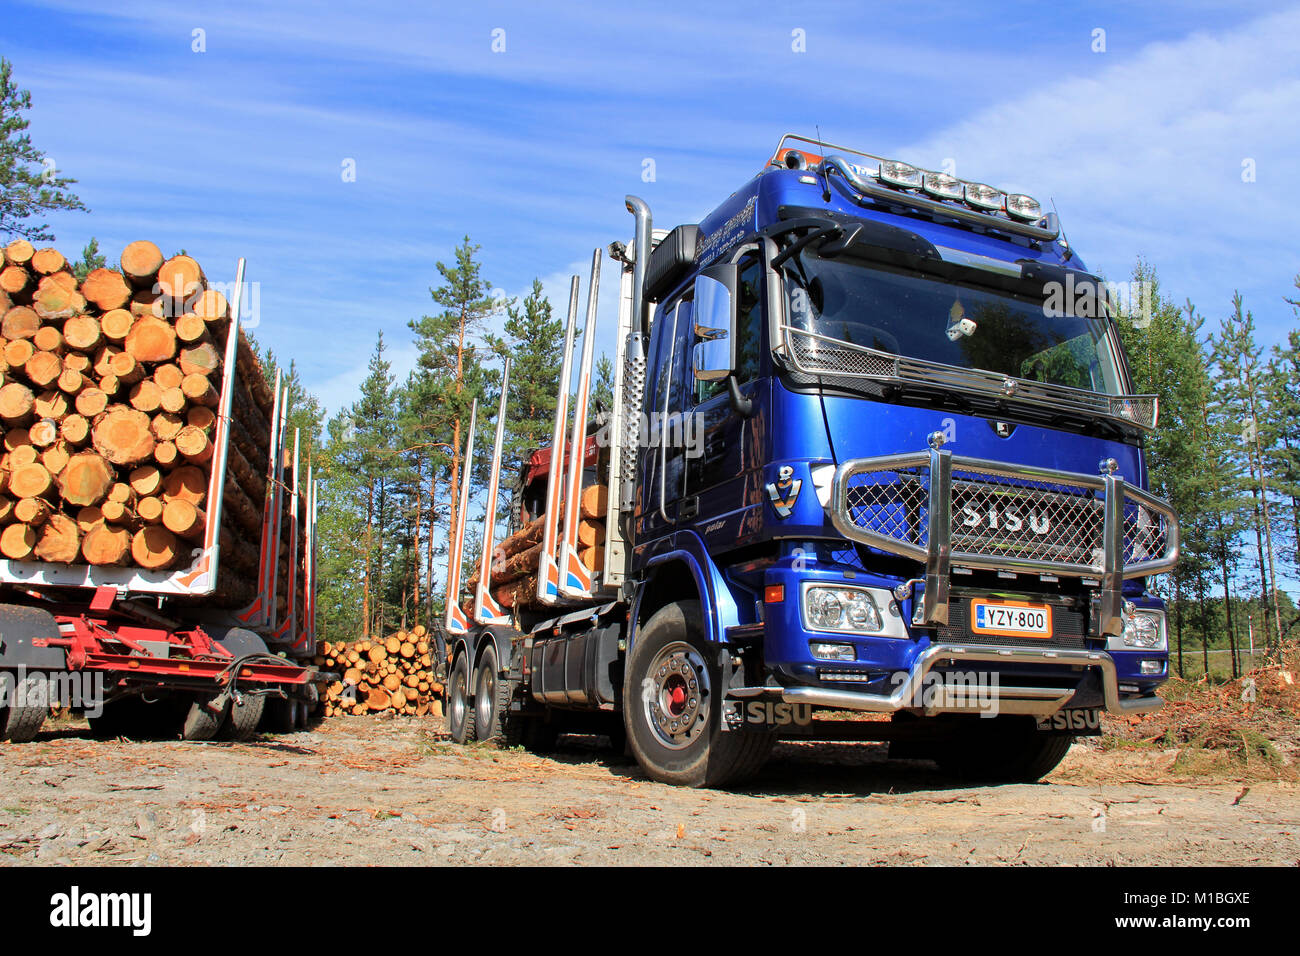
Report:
2,716,1296,866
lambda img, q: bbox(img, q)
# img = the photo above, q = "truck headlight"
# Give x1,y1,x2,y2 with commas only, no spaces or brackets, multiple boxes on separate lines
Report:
1108,609,1167,651
804,586,883,634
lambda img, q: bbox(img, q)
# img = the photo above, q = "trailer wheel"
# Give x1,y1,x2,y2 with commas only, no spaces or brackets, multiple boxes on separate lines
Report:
182,695,227,741
447,652,475,744
935,716,1074,783
1,671,49,743
221,692,266,741
622,600,772,788
474,644,509,742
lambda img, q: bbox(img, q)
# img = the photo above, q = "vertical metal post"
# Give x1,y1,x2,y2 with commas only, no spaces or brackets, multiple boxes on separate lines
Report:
473,360,512,625
444,400,477,634
1098,462,1126,637
922,433,952,625
557,250,601,598
537,277,581,606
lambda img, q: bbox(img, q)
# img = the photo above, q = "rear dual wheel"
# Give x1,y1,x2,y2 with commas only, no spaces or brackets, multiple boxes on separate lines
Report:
446,652,476,744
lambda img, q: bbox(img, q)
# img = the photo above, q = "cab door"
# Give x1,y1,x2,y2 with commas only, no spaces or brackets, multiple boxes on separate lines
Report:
636,294,692,544
685,249,768,549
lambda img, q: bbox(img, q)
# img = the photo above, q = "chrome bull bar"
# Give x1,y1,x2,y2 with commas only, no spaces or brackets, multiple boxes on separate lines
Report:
780,643,1163,717
827,436,1180,636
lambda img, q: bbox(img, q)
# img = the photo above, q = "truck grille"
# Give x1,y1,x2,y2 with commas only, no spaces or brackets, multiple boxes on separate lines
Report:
840,458,1173,575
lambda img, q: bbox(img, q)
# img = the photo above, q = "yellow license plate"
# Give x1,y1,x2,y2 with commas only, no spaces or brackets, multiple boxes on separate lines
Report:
970,599,1052,638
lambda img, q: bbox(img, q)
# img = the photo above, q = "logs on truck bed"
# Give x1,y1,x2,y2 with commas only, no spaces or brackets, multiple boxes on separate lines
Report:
317,626,441,718
0,240,283,598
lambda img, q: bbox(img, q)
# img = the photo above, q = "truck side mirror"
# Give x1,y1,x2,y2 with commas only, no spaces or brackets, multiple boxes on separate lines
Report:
691,262,738,383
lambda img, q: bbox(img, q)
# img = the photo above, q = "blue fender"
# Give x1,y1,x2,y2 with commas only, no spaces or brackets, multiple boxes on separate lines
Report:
629,530,745,654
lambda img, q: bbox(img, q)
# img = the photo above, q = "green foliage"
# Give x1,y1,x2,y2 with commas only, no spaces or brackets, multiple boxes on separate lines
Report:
500,278,563,475
70,237,105,281
0,58,86,240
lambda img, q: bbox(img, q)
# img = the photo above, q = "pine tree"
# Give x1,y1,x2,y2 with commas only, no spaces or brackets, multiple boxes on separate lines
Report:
339,333,401,638
1210,293,1285,656
0,58,87,240
593,353,615,414
1113,262,1216,675
500,278,564,478
407,238,505,617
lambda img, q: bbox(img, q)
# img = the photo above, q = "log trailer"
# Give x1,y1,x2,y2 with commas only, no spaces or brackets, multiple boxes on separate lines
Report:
0,258,319,743
441,134,1180,787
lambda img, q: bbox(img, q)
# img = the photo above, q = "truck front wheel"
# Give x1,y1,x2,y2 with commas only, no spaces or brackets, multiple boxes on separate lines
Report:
623,600,771,788
935,716,1074,783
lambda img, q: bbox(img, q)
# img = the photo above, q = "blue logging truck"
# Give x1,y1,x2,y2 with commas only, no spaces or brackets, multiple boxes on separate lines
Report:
439,134,1179,788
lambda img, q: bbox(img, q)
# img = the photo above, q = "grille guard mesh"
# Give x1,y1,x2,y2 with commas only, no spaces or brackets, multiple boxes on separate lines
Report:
831,451,1178,581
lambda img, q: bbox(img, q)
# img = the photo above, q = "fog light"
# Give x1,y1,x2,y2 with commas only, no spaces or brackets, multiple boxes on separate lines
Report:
1140,660,1165,676
810,642,855,662
1109,609,1168,651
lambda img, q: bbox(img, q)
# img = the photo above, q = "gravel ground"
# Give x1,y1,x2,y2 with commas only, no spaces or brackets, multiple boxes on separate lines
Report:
1,715,1296,866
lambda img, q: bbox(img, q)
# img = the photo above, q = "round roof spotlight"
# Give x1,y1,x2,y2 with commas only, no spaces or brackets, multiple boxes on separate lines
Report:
965,182,1006,211
922,171,964,200
879,160,922,189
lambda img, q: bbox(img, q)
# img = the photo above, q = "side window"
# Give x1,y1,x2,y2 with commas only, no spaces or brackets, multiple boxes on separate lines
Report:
695,253,763,404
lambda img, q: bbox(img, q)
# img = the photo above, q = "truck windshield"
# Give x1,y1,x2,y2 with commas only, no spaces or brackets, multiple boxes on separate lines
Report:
785,255,1125,396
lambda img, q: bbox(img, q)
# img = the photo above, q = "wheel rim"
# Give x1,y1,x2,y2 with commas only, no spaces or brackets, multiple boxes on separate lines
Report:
449,659,468,733
475,663,496,733
642,641,710,751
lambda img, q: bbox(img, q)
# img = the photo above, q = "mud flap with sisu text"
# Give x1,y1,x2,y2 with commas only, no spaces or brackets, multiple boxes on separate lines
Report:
1035,708,1102,735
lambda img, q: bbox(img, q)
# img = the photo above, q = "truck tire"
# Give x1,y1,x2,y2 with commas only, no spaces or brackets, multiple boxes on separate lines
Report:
935,716,1074,783
473,644,512,743
1,671,49,743
221,692,265,741
182,695,227,741
622,600,772,788
446,652,475,744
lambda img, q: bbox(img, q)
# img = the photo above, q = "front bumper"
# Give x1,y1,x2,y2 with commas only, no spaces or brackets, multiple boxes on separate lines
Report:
777,642,1161,717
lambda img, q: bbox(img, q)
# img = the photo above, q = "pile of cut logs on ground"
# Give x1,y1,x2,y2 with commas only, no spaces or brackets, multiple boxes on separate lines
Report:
317,627,441,716
465,483,608,612
0,238,274,603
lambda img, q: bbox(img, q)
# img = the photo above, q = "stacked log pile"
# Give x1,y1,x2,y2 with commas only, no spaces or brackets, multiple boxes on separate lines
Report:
0,239,274,603
316,627,441,716
464,483,607,612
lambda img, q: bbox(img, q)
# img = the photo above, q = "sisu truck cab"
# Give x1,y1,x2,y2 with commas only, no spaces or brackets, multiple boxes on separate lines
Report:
441,134,1179,788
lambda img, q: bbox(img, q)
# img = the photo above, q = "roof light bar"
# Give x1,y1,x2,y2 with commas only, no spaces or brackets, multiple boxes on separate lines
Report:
771,133,1058,240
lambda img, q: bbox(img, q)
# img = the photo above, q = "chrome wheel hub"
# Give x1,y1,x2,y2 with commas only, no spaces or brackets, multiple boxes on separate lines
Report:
643,641,710,750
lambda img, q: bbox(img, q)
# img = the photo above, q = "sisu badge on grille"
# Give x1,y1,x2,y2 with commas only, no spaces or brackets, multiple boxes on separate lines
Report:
766,465,803,518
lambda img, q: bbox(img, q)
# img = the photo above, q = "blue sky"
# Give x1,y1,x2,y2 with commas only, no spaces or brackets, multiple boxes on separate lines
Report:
4,0,1299,417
